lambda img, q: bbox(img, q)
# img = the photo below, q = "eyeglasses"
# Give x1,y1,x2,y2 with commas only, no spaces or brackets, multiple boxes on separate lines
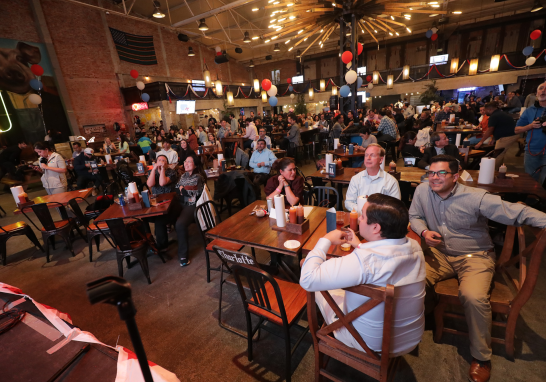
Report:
426,170,453,178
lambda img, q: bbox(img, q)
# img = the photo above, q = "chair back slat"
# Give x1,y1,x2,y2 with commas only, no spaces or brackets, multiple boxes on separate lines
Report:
104,218,133,251
68,197,89,227
194,200,220,233
313,186,339,209
29,203,65,231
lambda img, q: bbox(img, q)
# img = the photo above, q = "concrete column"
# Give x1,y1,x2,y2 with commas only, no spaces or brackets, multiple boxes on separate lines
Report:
30,0,80,135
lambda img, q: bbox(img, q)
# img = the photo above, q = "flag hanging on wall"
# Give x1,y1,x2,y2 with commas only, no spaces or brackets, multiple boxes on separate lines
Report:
109,28,158,65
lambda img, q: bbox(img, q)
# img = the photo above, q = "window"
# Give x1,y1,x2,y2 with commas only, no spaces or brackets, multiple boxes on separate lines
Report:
357,67,366,75
292,75,304,84
192,80,206,92
271,70,280,84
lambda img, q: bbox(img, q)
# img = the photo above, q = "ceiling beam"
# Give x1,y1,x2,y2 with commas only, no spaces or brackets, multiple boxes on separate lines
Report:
171,0,263,27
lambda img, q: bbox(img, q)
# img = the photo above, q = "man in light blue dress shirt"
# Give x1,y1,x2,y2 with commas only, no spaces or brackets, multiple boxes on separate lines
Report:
248,139,277,198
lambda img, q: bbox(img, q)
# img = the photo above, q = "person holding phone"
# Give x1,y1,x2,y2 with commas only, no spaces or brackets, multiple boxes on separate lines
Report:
33,142,67,195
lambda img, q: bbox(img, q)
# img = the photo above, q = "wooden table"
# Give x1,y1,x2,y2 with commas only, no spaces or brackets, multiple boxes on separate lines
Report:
221,136,249,153
95,192,175,222
327,149,366,159
302,212,422,258
196,146,223,168
436,126,481,144
309,167,546,199
271,148,287,158
14,188,93,215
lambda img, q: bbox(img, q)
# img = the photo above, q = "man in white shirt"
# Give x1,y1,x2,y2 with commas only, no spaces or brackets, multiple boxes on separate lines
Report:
300,194,426,356
156,140,178,164
251,127,272,150
345,144,401,211
197,126,208,145
242,121,258,150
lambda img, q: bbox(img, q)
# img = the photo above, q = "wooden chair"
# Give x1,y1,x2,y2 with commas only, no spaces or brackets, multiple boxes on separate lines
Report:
68,197,114,262
212,245,278,338
433,226,546,359
307,284,403,382
22,202,86,262
98,218,163,284
194,200,244,283
232,263,309,382
0,222,44,265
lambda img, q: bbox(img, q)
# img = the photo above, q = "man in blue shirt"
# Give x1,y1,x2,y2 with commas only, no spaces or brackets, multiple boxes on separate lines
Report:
515,81,546,185
217,118,231,140
248,139,277,198
137,132,152,154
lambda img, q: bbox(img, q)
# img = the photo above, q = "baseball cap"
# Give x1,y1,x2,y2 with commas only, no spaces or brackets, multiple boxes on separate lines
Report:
84,148,94,155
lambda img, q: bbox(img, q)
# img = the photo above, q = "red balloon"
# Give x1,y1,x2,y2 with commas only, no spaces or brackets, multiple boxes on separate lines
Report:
130,69,139,79
357,43,363,55
341,51,353,64
431,33,438,41
530,29,542,40
366,75,372,82
216,52,222,56
31,64,44,76
262,79,272,91
287,78,292,84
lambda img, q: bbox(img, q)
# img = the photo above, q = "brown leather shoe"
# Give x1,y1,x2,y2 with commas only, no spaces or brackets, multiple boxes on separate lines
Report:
468,358,491,382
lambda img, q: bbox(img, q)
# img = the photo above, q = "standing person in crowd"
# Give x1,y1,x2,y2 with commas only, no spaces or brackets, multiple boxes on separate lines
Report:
175,153,205,267
331,115,345,139
409,154,546,382
418,132,462,170
467,106,493,146
71,142,82,158
475,102,518,167
483,91,494,103
264,157,304,206
187,128,199,151
248,139,277,198
376,109,398,143
283,114,303,151
300,194,426,357
242,119,258,150
32,142,68,196
251,127,272,150
345,144,401,211
73,148,102,195
157,140,178,164
137,132,153,154
402,103,415,119
177,139,190,165
515,81,546,184
0,140,27,181
229,113,238,134
197,126,208,145
146,154,180,252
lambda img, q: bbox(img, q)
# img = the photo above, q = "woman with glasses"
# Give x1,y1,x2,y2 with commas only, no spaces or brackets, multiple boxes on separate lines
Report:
174,153,205,267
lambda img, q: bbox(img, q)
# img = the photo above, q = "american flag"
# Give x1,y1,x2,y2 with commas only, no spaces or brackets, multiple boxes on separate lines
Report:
109,28,157,66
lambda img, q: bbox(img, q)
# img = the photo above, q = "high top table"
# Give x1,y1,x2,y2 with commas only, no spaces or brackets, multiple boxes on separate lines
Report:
14,188,93,215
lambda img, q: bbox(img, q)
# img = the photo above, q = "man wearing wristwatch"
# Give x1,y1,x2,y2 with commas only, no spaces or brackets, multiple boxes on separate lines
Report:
409,154,546,382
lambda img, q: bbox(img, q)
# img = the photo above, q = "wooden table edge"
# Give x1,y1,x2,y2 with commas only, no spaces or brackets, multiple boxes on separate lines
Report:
13,188,93,215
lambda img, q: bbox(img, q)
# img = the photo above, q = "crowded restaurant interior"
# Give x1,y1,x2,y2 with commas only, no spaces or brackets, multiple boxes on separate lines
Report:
2,0,546,381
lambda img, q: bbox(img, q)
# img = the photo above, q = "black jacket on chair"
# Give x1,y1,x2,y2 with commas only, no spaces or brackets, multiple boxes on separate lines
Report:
418,145,462,169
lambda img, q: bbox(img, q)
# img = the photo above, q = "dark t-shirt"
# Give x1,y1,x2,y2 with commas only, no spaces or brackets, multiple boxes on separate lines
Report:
152,167,177,195
488,109,516,140
264,175,305,206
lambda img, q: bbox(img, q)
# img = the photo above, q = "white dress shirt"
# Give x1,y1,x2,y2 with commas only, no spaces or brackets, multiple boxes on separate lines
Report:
344,169,401,211
300,237,426,356
156,148,178,164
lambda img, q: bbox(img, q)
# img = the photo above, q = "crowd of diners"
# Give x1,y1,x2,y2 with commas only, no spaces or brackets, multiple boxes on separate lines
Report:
2,82,546,382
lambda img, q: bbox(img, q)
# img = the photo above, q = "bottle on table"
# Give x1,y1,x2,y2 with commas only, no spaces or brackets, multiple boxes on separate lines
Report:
297,204,304,224
350,208,358,231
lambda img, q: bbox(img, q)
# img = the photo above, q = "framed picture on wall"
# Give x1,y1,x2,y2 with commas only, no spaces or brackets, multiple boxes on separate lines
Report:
82,124,107,139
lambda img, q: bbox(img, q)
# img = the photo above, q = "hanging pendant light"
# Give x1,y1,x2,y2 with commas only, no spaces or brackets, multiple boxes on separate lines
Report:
372,71,379,84
387,75,394,89
450,58,459,74
490,55,500,72
320,79,326,92
273,43,280,52
468,58,479,75
198,19,209,31
226,91,234,106
243,32,251,43
152,4,165,18
402,65,410,80
332,86,338,96
215,79,223,96
188,47,195,57
249,60,255,68
261,90,268,103
203,69,212,88
296,49,301,58
308,87,315,101
254,79,260,92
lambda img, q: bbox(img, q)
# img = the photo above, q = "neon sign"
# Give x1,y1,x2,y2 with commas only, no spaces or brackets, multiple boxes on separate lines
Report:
132,102,149,111
0,92,12,132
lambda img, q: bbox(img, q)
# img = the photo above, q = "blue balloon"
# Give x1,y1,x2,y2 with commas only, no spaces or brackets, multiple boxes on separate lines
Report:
269,96,278,106
357,77,363,88
288,85,293,91
141,93,150,102
29,79,42,91
340,85,350,97
425,30,433,38
523,46,534,56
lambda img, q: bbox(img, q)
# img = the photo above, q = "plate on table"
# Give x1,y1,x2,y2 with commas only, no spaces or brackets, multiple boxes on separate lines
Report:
284,240,301,249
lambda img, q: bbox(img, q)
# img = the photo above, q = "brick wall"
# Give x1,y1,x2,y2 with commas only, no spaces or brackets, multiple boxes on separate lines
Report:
252,60,298,83
0,0,40,43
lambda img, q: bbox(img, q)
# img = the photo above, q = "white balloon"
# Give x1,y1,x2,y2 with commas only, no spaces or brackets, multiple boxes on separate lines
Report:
431,27,438,34
267,85,278,97
290,93,295,99
526,57,536,66
345,70,357,84
346,62,352,69
215,46,222,53
367,83,374,90
29,94,42,105
136,81,145,90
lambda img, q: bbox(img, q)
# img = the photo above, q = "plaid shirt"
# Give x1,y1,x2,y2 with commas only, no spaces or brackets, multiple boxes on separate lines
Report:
377,117,397,138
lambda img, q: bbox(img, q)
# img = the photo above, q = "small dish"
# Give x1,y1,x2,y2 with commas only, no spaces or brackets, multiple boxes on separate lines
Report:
255,210,265,217
284,240,301,249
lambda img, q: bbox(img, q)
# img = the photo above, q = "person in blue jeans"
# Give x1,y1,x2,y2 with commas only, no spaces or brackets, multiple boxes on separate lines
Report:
515,81,546,185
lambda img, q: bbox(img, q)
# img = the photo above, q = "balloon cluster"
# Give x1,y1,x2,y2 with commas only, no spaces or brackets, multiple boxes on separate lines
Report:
339,43,366,96
130,70,150,102
524,29,542,66
215,46,222,56
262,79,279,106
425,27,439,42
28,64,45,104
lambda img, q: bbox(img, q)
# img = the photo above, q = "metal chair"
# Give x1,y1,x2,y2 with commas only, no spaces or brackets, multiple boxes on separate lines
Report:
97,218,163,284
310,185,340,210
22,202,86,262
232,264,309,382
68,197,114,262
0,222,44,265
194,200,244,283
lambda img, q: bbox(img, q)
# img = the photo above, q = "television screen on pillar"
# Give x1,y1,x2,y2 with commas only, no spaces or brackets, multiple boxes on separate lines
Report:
176,100,196,114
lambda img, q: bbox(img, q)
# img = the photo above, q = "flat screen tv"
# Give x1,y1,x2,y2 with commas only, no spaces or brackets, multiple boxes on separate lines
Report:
176,100,196,114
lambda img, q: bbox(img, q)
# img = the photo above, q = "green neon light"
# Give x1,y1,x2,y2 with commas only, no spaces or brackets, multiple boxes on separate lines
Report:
0,91,12,133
